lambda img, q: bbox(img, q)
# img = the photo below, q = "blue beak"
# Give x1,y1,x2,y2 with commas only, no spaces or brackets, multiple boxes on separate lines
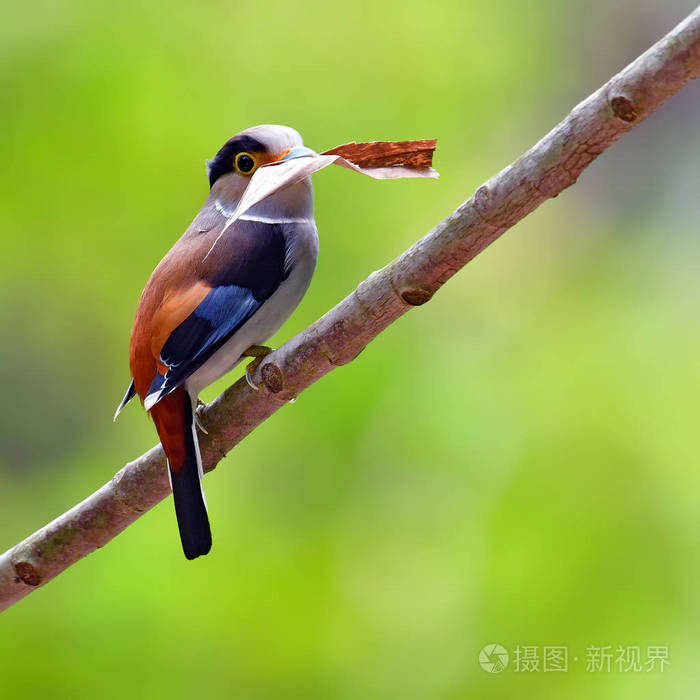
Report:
280,146,317,161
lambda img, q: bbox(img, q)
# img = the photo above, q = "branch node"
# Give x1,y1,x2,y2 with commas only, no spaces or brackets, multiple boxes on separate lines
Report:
610,95,639,122
261,362,284,393
473,185,491,216
13,561,41,587
400,288,433,306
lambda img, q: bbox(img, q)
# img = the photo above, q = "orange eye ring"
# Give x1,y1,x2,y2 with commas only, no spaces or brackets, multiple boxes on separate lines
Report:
234,152,257,175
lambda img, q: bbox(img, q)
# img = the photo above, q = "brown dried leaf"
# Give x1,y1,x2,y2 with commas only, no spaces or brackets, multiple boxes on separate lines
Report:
322,139,437,170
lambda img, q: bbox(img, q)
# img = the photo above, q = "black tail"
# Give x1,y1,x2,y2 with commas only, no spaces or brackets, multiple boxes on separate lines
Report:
170,396,212,560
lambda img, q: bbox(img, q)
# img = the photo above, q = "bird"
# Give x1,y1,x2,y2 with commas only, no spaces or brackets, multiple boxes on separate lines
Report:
115,125,319,560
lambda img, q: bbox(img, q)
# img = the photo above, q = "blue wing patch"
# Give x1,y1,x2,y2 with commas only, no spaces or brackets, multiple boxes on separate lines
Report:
144,285,261,410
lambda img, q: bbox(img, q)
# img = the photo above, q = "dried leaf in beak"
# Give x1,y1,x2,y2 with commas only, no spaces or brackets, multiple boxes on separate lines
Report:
204,139,438,259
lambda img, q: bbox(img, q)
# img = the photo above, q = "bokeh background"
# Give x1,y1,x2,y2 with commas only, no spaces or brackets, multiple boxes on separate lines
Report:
1,1,699,697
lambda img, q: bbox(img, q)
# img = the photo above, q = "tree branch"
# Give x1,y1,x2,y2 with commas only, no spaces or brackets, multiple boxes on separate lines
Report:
2,7,699,613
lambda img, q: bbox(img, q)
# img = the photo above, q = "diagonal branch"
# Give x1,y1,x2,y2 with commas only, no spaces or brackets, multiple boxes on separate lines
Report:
2,7,699,613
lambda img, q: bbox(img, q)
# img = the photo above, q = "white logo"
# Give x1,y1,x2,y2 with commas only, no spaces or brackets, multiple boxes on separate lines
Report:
479,644,509,673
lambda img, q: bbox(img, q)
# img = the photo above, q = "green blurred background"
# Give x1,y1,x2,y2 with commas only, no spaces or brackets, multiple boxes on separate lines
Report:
1,1,699,697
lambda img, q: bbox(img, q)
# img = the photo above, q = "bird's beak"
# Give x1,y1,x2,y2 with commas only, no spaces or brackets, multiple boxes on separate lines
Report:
278,146,317,161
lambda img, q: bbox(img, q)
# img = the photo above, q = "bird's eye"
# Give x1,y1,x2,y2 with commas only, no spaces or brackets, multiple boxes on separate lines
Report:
235,152,257,175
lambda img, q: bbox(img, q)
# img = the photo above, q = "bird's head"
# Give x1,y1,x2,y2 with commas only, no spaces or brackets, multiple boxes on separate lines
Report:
207,124,316,197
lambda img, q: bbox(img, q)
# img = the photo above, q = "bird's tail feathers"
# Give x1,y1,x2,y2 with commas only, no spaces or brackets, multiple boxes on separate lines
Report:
154,388,212,560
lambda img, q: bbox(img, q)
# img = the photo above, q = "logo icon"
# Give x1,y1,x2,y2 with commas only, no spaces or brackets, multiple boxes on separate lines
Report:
479,644,509,673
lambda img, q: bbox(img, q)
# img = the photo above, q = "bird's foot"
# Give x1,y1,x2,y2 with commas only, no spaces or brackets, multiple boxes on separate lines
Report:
194,399,209,434
243,345,274,390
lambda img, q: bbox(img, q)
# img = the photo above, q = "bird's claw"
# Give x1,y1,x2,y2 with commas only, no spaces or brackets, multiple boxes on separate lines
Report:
194,400,209,434
242,345,274,391
245,367,259,391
